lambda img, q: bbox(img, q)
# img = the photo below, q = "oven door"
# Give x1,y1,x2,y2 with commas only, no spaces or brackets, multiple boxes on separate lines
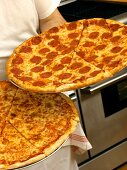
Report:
77,78,127,156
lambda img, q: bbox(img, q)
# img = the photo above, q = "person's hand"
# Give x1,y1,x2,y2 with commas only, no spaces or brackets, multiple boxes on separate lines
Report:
39,8,66,33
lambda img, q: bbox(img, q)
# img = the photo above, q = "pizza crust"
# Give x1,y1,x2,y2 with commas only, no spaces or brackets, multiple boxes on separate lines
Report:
0,165,6,170
5,153,45,170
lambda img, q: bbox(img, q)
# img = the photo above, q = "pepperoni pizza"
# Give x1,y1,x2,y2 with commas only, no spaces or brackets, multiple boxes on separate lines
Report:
7,18,127,92
0,81,79,169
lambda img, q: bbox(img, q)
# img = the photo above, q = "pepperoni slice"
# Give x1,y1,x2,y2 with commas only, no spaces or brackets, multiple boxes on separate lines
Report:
31,66,44,72
56,44,67,51
94,44,106,50
12,56,23,65
110,24,121,31
76,51,85,58
102,56,112,64
53,81,63,86
61,47,73,55
67,22,77,30
58,73,72,79
108,60,121,68
83,20,89,28
90,70,101,77
97,19,107,26
70,40,79,47
48,40,60,47
51,35,59,40
48,40,59,48
46,52,58,59
83,41,95,47
30,56,41,64
61,57,72,64
85,55,97,62
79,76,87,82
19,76,32,81
19,46,32,53
53,64,64,71
46,34,59,40
31,36,42,45
101,32,112,39
39,48,50,54
46,35,57,41
110,46,122,53
40,72,52,78
96,63,104,69
11,68,23,75
48,27,59,33
122,27,127,35
70,62,83,69
42,59,53,65
110,36,121,42
89,19,96,25
32,81,45,86
79,66,91,74
89,32,99,39
45,34,51,39
68,33,79,39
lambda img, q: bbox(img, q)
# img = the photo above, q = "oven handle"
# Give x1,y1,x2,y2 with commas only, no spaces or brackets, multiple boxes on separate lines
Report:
110,12,127,24
81,68,127,94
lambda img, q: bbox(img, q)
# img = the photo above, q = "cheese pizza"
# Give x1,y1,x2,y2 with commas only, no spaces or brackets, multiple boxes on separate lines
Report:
6,18,127,92
0,81,79,169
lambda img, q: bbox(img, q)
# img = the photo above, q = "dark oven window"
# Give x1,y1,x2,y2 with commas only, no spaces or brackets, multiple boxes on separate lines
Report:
101,79,127,117
59,0,127,22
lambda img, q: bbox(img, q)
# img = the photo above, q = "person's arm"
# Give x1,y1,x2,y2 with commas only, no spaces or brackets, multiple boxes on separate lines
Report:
39,8,66,33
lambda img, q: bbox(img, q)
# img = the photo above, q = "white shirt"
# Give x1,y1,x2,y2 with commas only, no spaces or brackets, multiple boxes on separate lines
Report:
0,0,60,79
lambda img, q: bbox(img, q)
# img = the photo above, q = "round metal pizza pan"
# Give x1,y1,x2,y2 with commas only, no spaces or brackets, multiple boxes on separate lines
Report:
9,80,25,90
12,137,69,170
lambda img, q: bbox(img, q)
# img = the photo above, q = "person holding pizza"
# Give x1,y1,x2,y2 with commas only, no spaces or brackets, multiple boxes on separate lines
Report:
0,0,92,170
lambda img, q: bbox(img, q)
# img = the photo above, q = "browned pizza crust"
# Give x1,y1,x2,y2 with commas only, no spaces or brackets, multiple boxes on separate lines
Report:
0,154,45,170
0,152,45,170
6,153,45,170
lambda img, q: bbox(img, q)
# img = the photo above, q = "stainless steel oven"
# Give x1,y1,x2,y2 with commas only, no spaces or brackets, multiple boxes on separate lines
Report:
59,1,127,169
76,70,127,170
